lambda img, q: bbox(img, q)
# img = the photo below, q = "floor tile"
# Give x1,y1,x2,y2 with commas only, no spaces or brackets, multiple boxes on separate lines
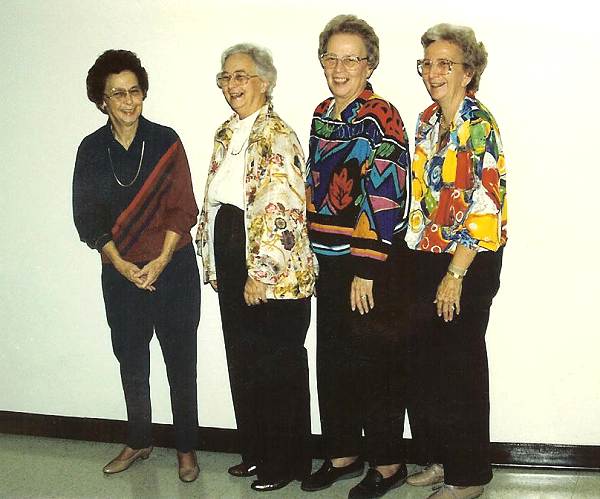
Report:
1,434,598,498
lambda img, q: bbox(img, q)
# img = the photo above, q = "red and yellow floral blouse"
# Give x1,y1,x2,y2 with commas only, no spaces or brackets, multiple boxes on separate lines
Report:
405,96,507,253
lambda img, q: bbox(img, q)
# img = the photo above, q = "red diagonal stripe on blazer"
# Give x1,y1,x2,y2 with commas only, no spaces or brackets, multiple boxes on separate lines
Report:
116,181,170,256
112,140,179,250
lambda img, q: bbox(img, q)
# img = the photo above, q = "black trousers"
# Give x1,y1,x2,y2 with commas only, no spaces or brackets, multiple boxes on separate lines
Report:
214,204,312,481
407,248,503,486
315,236,411,466
101,243,200,452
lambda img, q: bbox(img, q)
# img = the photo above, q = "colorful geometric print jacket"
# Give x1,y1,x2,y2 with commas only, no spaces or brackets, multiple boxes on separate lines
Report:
405,95,507,253
306,83,411,280
196,104,317,299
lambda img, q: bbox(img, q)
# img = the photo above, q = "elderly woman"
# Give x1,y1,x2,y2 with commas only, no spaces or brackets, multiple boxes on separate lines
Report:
404,24,507,499
72,50,200,481
301,15,412,499
196,43,316,492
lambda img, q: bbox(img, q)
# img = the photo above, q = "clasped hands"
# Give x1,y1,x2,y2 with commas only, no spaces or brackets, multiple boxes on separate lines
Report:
116,256,169,292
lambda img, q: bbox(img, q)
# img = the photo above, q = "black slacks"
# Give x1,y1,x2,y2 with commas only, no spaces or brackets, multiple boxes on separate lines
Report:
407,248,503,486
315,235,411,466
101,243,200,452
214,204,312,481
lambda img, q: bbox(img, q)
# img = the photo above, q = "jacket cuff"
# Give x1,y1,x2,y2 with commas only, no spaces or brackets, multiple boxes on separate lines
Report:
352,255,385,280
93,234,112,252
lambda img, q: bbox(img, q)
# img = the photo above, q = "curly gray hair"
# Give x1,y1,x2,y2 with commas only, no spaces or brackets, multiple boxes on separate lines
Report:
421,23,488,93
318,14,379,70
221,43,277,100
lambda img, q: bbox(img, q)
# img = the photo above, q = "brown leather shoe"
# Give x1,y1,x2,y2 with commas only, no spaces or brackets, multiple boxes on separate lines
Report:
103,446,153,474
407,464,444,486
427,484,484,498
177,450,200,483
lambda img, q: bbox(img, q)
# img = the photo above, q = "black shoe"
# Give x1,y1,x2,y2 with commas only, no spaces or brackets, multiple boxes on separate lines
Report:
251,477,293,492
301,459,364,492
228,462,257,477
348,465,408,499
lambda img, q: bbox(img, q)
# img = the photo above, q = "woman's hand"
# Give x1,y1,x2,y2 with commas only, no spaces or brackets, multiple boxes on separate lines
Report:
350,276,374,315
103,241,150,290
137,256,170,291
209,280,218,292
435,244,477,322
114,259,146,289
135,229,181,291
244,276,268,306
435,273,463,322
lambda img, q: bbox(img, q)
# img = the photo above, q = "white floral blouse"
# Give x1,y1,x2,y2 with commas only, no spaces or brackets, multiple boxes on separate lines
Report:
196,104,317,299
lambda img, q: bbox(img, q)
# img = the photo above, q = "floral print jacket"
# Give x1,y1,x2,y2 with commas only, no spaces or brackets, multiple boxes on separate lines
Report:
196,104,317,299
405,96,507,253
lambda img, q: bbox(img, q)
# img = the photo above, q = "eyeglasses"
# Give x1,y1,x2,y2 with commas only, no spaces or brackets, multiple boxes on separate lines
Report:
104,87,144,102
216,72,259,88
320,53,368,70
417,58,466,76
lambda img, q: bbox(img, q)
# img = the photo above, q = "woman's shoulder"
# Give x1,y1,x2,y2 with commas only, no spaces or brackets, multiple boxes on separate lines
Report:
254,110,303,159
462,96,498,126
262,109,297,136
419,102,439,124
213,114,236,140
358,94,406,139
78,123,109,151
141,116,180,142
313,97,334,117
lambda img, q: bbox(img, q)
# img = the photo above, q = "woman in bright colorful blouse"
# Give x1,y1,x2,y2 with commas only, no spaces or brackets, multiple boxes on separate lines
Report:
196,43,316,493
301,15,412,499
73,50,200,482
404,24,507,499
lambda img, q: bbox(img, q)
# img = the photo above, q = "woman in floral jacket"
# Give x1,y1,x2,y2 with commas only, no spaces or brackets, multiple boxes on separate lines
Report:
404,24,506,499
196,43,316,493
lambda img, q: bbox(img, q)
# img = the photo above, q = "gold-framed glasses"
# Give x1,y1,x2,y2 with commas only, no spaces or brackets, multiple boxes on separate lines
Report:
104,86,144,102
320,53,368,70
417,58,466,76
216,71,259,89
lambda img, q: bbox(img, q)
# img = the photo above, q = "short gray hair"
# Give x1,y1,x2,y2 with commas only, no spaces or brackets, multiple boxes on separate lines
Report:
221,43,277,100
421,23,487,93
318,14,379,70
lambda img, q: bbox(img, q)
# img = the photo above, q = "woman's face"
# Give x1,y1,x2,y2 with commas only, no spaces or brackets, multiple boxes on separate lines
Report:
102,70,143,129
422,40,472,110
221,53,268,119
323,33,372,109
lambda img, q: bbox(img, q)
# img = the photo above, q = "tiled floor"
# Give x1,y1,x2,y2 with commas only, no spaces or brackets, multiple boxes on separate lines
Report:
1,434,598,498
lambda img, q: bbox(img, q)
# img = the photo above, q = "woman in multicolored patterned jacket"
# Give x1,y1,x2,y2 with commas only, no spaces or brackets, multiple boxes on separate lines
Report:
301,15,412,499
404,24,507,499
196,43,316,493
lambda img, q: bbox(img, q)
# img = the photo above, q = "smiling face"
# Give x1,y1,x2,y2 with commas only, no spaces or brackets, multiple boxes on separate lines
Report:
422,40,472,113
102,70,143,130
221,53,268,119
323,33,373,113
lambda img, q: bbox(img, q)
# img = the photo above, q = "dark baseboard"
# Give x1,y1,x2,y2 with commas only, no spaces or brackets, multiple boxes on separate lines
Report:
1,411,598,470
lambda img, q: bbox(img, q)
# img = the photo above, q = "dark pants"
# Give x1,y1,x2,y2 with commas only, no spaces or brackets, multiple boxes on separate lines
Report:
214,204,312,481
101,243,200,452
407,248,503,486
315,236,411,466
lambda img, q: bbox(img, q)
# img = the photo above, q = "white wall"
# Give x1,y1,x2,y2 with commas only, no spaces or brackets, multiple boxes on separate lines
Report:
1,0,599,446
